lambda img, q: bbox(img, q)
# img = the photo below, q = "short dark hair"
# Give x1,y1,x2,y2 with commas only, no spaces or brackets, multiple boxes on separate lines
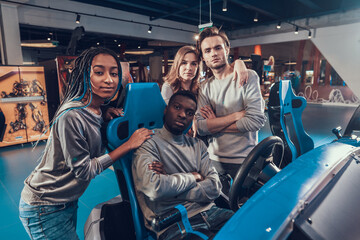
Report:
196,26,230,58
168,90,197,108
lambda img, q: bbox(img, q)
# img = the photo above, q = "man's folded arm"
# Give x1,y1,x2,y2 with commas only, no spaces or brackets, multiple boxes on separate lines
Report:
132,143,197,201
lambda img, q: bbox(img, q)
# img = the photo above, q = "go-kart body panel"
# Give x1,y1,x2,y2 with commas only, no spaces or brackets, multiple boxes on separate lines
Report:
215,138,360,239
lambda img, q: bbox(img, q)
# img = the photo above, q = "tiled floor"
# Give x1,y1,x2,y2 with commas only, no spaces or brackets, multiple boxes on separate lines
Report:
0,103,357,239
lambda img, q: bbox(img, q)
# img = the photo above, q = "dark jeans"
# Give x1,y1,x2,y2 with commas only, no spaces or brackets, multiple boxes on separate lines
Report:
210,160,242,180
211,160,242,197
159,205,234,240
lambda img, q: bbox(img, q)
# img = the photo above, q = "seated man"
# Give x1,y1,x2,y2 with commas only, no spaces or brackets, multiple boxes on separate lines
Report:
132,91,234,239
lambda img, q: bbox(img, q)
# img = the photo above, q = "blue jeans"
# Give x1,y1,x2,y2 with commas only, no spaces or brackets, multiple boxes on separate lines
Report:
19,198,79,240
159,205,234,240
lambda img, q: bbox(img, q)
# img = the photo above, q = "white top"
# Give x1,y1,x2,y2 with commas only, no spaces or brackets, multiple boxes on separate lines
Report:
161,82,174,105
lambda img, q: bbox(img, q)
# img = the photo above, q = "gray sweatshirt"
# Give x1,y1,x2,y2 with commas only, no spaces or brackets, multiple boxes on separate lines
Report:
195,70,266,164
132,126,221,227
21,104,113,205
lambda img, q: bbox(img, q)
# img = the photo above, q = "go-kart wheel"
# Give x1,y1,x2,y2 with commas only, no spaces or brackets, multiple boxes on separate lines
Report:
228,136,284,211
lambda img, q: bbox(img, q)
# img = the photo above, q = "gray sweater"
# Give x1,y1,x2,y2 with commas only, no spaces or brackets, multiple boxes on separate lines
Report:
21,104,113,205
132,126,221,227
195,70,266,164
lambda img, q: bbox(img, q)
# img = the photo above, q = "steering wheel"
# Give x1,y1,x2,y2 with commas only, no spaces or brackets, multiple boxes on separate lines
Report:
344,105,360,137
228,136,284,211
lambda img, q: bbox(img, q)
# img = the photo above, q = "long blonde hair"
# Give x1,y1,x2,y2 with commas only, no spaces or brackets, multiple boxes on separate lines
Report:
163,45,200,97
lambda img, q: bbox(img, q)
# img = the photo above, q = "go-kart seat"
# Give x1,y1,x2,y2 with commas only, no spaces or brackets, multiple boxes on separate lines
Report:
106,83,210,240
106,83,165,240
267,80,314,167
279,80,314,162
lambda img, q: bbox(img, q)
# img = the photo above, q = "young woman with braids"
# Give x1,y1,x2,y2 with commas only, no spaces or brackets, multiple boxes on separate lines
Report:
19,47,153,240
161,45,248,137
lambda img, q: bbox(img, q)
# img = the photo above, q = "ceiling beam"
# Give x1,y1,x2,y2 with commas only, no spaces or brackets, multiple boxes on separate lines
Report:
198,10,249,25
295,0,323,11
148,0,248,26
146,0,188,9
100,0,169,14
150,0,222,22
230,0,282,19
102,0,200,24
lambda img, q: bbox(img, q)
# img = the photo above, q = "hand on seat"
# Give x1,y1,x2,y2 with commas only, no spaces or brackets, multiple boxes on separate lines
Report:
104,107,124,120
126,128,153,150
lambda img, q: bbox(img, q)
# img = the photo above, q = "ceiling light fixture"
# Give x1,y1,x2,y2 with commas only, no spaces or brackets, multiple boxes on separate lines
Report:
284,62,297,65
253,12,258,22
75,14,81,24
21,40,59,48
276,21,281,29
125,49,154,55
222,0,227,12
242,58,252,62
308,30,312,38
294,26,299,34
148,26,152,33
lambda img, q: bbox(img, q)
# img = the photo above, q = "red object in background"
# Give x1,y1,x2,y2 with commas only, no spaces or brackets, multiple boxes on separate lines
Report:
56,56,77,102
254,45,262,56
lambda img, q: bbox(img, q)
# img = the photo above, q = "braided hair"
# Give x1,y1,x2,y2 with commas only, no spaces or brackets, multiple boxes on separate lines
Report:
54,47,122,120
33,47,122,149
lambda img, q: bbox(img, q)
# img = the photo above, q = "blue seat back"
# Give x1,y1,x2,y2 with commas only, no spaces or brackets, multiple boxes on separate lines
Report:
279,80,314,161
107,83,166,240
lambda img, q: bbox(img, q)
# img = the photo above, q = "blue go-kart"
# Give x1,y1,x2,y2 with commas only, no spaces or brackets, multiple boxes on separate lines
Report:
84,81,360,240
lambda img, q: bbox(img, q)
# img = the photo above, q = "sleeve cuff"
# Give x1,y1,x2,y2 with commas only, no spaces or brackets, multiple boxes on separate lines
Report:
97,154,113,170
196,119,211,136
236,119,249,133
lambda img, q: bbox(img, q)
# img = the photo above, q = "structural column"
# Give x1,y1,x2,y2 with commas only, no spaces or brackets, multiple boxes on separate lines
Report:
0,2,23,65
312,46,321,87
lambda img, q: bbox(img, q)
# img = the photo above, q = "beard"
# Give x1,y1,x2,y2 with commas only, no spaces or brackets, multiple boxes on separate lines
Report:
210,62,227,70
206,59,227,70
